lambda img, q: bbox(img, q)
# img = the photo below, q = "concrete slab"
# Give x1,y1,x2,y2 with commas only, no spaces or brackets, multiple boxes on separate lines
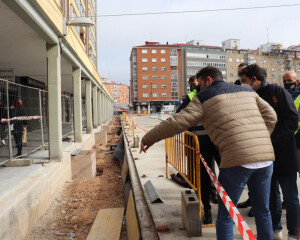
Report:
71,149,96,180
5,158,33,167
102,125,111,133
95,130,107,145
129,115,296,240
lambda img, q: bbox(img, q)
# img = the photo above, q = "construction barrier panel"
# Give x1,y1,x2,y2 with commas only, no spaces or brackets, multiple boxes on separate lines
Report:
165,131,201,215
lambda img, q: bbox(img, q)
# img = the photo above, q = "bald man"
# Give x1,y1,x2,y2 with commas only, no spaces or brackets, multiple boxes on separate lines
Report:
283,71,300,175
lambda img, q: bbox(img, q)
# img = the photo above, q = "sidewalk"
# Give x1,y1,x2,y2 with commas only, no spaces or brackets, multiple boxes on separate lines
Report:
130,115,292,240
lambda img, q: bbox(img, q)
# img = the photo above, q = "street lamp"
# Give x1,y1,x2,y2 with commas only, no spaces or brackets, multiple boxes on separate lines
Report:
63,17,94,36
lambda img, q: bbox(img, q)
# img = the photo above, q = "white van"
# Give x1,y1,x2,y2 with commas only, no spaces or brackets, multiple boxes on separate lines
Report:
162,105,175,113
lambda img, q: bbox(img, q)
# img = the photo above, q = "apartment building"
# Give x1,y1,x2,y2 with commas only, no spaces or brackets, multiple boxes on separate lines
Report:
130,42,183,112
181,44,227,95
0,0,113,238
225,40,300,86
131,40,300,110
103,80,130,104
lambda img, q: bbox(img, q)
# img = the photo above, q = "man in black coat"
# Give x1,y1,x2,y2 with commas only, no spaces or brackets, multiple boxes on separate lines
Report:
240,64,300,240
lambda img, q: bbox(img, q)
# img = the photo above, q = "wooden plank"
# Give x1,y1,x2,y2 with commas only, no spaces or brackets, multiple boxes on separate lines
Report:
126,190,140,240
86,207,124,240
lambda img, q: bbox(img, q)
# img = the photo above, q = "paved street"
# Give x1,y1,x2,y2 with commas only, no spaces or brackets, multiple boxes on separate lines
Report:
130,115,299,239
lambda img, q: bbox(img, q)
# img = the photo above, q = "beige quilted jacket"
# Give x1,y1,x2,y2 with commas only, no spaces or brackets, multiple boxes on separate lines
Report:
142,82,277,168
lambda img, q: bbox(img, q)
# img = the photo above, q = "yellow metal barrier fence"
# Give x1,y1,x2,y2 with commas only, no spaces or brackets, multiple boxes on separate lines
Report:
165,131,201,217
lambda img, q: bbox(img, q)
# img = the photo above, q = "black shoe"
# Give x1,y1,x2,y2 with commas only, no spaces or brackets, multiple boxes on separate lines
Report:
202,209,212,224
237,198,251,208
248,208,254,217
210,192,218,204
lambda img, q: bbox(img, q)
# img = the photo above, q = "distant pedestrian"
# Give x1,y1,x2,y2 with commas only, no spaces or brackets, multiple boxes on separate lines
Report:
12,98,26,157
157,106,161,119
141,66,277,240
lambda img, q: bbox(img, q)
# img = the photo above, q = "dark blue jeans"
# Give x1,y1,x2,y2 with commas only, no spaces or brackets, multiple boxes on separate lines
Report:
270,173,300,237
216,164,273,240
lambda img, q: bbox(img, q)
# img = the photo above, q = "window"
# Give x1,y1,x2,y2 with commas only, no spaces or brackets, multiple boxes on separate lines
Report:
162,85,167,89
260,60,263,64
229,58,233,62
272,60,275,65
236,59,240,63
143,85,148,89
241,59,244,63
143,93,149,98
142,67,148,72
142,75,148,80
152,84,157,89
153,93,158,98
152,58,157,63
229,73,234,78
142,49,148,54
253,60,257,63
162,93,167,97
161,49,166,54
152,67,157,71
272,75,275,79
229,66,233,70
161,75,167,80
271,68,275,72
152,75,158,80
152,49,157,54
142,58,148,62
161,67,166,71
161,58,166,62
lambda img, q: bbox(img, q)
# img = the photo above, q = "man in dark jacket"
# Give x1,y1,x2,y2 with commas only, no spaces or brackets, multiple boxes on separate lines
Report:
233,63,247,85
240,64,300,240
283,71,300,173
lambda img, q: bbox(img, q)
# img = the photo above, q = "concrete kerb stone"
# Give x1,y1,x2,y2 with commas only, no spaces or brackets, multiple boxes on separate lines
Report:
181,190,202,237
5,158,33,167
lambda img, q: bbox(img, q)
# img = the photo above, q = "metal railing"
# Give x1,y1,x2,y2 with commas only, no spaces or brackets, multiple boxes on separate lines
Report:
165,131,201,214
0,79,75,163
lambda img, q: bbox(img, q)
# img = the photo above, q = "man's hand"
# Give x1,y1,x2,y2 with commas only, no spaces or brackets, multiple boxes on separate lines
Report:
140,141,151,153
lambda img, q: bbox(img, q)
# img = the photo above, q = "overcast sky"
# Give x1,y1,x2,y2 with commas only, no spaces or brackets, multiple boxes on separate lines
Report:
96,0,300,85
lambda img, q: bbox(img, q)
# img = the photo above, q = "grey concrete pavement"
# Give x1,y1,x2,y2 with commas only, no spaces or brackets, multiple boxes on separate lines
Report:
130,115,296,240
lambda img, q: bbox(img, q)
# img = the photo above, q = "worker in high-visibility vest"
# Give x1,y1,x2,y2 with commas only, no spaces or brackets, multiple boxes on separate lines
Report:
176,76,220,224
283,71,300,173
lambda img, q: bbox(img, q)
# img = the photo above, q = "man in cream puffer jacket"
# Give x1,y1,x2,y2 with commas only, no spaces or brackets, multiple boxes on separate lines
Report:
140,66,277,240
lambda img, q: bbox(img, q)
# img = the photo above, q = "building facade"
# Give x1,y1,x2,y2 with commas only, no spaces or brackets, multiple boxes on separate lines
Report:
131,40,300,110
130,42,183,112
103,80,130,104
182,44,227,95
226,49,300,86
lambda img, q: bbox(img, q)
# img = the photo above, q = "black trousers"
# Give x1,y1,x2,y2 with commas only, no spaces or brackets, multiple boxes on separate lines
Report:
200,142,220,211
13,129,23,155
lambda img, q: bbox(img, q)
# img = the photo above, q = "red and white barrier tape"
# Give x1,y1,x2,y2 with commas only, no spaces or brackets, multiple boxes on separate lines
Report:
1,116,42,123
197,151,256,240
